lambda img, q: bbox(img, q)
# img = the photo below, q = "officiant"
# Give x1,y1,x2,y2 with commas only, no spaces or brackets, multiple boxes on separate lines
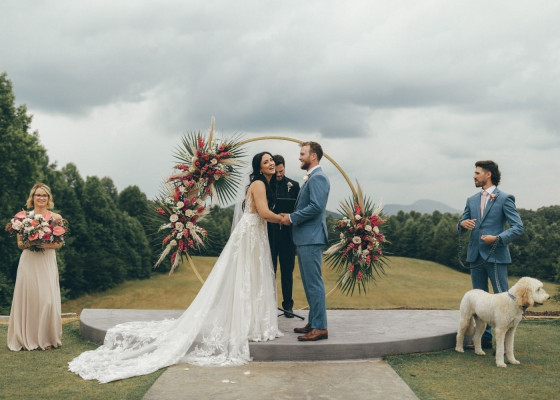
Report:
267,155,300,317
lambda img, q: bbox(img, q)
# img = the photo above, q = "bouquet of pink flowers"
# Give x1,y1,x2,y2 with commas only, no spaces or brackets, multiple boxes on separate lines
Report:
324,183,388,295
154,118,245,273
5,210,68,251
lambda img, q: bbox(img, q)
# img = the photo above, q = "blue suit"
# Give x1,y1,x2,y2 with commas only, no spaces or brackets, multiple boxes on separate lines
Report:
458,187,524,340
290,167,330,330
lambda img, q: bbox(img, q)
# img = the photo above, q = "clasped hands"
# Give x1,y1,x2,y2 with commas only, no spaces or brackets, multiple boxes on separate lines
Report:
278,213,291,226
460,219,499,244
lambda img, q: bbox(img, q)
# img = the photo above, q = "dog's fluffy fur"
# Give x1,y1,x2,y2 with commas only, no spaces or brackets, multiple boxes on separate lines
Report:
455,277,550,367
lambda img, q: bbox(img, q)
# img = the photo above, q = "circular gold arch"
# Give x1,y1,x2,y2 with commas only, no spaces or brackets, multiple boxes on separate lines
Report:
184,135,355,306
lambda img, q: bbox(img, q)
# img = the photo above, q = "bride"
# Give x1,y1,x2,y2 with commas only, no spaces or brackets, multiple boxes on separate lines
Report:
69,152,284,383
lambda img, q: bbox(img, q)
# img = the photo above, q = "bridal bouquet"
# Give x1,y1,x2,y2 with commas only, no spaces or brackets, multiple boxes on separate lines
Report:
154,118,245,273
324,183,388,295
5,210,68,251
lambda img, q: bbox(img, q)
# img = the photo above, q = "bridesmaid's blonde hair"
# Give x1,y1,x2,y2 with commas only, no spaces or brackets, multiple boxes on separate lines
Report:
26,183,54,209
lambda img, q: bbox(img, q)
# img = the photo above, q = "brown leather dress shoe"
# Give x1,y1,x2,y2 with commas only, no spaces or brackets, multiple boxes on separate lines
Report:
297,329,328,341
294,323,312,334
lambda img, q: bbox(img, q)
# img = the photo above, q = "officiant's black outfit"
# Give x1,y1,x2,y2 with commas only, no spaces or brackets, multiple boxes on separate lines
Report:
267,175,300,314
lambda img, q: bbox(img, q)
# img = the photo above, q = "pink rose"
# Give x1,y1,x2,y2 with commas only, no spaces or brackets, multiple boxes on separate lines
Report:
53,226,66,236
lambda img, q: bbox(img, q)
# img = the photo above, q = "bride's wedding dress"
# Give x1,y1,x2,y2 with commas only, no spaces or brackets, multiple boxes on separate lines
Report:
68,192,282,383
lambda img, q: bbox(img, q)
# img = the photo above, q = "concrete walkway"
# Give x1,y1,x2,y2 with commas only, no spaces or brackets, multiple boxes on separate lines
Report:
143,360,420,400
78,308,461,399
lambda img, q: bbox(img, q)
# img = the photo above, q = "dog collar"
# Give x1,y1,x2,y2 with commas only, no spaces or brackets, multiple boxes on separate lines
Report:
508,291,528,311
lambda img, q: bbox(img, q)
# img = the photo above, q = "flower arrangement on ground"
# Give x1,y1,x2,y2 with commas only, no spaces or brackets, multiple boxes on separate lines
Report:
5,210,68,251
324,183,388,295
154,118,245,273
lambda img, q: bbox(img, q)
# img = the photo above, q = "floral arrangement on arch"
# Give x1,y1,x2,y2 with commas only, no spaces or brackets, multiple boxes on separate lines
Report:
324,183,388,295
154,118,245,273
5,210,68,252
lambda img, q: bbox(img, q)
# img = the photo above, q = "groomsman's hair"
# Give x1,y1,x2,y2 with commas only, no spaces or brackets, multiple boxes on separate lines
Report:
475,160,501,186
302,141,323,161
273,155,285,166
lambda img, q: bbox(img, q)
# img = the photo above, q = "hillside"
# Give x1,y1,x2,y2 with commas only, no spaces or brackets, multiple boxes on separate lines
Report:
61,256,560,314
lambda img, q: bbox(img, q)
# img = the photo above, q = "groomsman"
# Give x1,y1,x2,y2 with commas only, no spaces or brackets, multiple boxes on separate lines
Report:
458,160,524,349
267,155,300,316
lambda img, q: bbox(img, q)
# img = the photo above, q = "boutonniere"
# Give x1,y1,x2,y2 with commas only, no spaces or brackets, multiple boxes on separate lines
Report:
287,182,293,192
302,174,309,184
490,193,498,202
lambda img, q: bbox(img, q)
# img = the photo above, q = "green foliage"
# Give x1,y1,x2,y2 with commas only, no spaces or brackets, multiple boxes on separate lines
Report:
385,206,560,283
0,73,154,312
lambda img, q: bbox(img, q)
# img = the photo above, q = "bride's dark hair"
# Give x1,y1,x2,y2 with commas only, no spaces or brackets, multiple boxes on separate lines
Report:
243,151,276,210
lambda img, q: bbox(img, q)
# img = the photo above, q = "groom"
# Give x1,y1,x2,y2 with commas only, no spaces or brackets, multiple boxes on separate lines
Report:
458,160,524,349
280,141,330,341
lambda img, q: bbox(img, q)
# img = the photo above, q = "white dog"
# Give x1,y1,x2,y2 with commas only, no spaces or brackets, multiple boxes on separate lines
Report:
455,277,550,368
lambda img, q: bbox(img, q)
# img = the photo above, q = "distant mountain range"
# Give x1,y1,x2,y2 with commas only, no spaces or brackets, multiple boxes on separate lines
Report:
382,199,461,216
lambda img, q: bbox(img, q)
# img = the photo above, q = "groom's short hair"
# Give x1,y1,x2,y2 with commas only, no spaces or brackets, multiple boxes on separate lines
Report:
476,160,501,186
302,141,323,161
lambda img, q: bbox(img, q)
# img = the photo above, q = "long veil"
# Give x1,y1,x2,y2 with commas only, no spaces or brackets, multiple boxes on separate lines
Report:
231,173,251,233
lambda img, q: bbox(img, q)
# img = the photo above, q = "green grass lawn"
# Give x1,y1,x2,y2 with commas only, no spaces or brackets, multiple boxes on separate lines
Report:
387,319,560,400
0,321,164,400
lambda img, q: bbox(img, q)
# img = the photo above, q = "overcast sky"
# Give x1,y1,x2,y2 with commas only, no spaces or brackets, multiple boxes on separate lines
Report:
2,1,559,212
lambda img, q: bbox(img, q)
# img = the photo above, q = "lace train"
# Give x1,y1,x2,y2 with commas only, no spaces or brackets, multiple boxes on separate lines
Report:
69,208,281,383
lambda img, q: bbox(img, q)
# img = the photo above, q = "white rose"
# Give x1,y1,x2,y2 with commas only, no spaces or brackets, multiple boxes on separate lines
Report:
339,233,345,239
362,249,370,256
185,209,194,217
365,225,372,232
176,201,184,209
352,236,362,244
186,222,194,229
175,222,184,231
170,214,179,223
355,215,362,221
211,158,218,165
373,226,380,234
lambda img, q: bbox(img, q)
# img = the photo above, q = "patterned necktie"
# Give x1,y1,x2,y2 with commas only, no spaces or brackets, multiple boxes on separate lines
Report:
480,191,489,216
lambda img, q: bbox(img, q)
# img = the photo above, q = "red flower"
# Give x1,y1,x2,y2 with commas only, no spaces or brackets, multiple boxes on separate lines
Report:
357,271,363,280
156,207,166,215
348,264,354,272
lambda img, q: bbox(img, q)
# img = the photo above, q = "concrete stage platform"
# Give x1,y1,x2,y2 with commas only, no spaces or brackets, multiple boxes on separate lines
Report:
79,309,460,361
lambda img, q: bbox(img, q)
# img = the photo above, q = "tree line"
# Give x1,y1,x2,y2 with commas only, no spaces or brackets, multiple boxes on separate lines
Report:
0,73,155,313
383,208,560,284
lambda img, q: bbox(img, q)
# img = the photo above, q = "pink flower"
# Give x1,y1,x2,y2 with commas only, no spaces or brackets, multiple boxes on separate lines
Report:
14,211,27,219
28,232,39,241
357,271,363,280
53,226,66,236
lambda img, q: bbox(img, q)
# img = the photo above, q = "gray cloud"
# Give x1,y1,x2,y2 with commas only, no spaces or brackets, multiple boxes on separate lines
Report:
2,0,560,210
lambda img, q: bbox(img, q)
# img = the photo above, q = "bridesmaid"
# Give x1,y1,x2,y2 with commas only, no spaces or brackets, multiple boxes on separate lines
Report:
8,183,64,351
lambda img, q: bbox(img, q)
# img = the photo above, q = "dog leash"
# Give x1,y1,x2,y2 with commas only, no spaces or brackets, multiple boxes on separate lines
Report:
457,232,504,293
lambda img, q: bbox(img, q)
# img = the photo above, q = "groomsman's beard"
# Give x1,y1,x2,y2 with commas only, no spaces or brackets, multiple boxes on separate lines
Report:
300,161,310,170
